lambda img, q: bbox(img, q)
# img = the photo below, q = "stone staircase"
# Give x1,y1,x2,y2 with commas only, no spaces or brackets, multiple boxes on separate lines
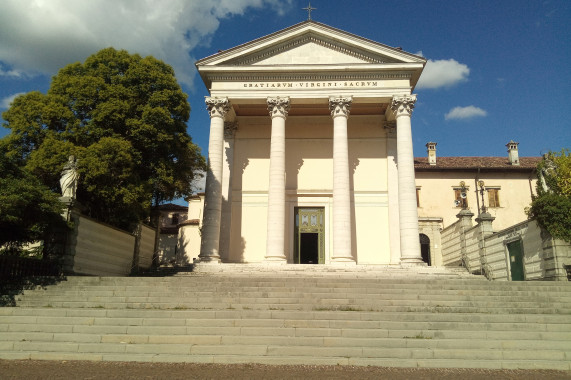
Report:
1,267,571,369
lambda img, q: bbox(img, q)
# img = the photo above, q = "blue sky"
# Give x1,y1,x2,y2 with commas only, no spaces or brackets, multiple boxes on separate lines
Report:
1,0,569,167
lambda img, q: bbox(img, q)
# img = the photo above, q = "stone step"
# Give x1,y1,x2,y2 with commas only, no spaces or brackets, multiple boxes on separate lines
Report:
52,274,568,285
1,331,568,350
2,319,570,337
16,290,571,303
1,350,568,371
3,307,571,324
13,297,571,313
23,286,571,297
31,278,571,293
1,342,570,370
2,272,571,370
11,303,571,315
38,282,571,293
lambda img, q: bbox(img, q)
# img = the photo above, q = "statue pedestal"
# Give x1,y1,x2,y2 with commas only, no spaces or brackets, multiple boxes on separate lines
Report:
58,197,84,221
59,196,74,207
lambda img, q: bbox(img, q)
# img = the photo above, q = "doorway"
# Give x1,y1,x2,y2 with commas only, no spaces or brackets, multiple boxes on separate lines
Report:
419,233,431,266
294,207,325,264
507,240,525,281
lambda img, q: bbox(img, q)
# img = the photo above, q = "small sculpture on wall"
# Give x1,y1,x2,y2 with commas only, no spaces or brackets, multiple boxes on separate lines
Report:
60,155,79,199
539,153,556,193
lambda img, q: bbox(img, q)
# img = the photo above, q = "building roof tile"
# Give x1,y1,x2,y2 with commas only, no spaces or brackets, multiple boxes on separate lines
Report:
414,156,541,171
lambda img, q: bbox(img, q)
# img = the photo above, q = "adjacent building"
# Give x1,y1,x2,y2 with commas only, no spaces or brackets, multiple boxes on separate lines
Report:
414,141,540,267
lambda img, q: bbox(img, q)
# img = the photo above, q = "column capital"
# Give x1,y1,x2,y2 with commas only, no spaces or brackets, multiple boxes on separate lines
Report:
267,96,290,119
205,97,231,119
329,96,352,118
391,95,417,117
224,121,238,139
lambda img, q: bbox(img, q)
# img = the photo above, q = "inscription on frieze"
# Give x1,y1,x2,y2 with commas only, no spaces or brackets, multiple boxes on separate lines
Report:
243,81,379,89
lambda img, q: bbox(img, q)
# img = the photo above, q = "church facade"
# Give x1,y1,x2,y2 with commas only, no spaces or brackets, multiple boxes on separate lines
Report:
190,21,427,265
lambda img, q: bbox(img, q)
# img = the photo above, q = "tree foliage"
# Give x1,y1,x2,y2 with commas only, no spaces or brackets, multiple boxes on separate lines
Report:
0,142,66,252
527,149,571,242
2,48,205,231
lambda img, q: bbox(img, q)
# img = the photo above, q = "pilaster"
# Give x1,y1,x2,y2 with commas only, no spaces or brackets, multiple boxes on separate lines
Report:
219,121,238,261
384,121,401,265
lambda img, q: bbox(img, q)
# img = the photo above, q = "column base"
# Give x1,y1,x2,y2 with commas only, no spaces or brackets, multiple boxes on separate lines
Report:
330,258,356,265
400,258,427,267
263,257,287,265
196,256,221,264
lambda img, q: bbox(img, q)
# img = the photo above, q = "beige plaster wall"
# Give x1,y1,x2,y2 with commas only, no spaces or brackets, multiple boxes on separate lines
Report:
225,114,391,264
416,171,536,231
179,195,205,264
178,225,200,265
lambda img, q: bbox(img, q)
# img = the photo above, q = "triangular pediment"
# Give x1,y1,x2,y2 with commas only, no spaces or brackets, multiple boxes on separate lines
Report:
225,34,400,66
197,21,424,68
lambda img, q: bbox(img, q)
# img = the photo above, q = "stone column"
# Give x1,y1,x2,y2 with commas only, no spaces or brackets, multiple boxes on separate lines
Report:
476,212,495,279
456,209,474,270
198,97,230,263
265,96,290,263
391,95,423,265
329,96,355,263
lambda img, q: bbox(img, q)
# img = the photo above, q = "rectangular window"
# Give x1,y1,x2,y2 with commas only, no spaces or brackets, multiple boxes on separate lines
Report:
488,188,500,208
171,213,179,225
454,189,468,208
416,187,420,207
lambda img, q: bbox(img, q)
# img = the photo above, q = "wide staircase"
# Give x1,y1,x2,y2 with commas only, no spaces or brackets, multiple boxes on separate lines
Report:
1,266,571,370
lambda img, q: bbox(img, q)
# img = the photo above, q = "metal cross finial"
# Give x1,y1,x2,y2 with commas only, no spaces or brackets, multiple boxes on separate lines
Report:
303,2,317,20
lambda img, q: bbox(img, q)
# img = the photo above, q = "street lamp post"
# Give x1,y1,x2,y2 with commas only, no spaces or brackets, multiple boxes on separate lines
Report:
478,180,487,214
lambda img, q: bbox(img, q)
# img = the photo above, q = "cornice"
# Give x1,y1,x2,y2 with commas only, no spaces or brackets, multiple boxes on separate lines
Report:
205,72,412,82
226,34,398,66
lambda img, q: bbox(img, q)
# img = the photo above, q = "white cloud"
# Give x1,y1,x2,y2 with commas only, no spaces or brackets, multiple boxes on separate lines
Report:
416,58,470,90
445,106,488,121
0,92,25,109
0,67,24,78
0,0,292,88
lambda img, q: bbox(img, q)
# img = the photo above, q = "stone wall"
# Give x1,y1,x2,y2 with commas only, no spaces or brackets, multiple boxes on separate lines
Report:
441,220,463,266
139,224,155,270
463,225,481,273
442,211,570,281
63,210,155,276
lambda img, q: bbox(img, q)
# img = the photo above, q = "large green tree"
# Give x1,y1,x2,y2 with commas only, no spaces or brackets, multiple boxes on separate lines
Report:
527,149,571,242
0,141,66,253
2,48,205,230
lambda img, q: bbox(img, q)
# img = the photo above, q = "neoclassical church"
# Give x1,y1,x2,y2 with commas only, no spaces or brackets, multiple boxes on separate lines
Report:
189,20,427,266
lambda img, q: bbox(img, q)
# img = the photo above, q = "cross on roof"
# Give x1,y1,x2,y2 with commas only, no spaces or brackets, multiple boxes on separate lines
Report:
302,2,317,21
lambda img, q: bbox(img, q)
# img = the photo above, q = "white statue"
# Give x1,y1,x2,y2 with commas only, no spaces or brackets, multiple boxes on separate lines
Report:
60,155,79,199
539,153,556,193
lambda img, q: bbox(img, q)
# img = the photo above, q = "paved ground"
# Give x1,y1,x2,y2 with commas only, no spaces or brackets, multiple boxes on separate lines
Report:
1,360,570,380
